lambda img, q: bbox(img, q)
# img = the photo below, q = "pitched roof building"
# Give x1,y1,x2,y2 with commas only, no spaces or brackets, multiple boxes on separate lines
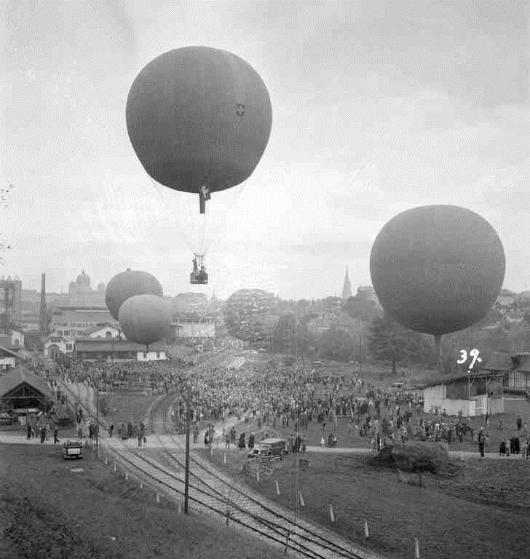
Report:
74,338,167,362
423,370,506,417
0,367,54,412
0,346,23,370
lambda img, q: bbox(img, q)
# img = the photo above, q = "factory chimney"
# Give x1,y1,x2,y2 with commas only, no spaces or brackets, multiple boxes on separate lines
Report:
39,273,48,336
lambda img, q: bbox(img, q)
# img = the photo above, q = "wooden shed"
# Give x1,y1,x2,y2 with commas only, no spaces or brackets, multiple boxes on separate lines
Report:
0,367,54,414
423,370,507,417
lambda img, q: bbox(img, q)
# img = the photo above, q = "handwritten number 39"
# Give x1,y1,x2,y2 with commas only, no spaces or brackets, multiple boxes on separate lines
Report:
456,349,481,369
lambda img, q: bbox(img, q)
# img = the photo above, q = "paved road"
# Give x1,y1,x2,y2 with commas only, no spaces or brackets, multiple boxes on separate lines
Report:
2,430,528,461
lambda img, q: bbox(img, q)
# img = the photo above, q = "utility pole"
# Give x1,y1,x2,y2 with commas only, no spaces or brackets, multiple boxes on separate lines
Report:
184,392,191,514
392,338,397,375
359,328,363,380
39,273,47,336
95,378,99,454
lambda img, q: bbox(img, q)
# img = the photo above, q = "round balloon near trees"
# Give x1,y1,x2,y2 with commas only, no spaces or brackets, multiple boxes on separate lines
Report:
370,205,505,339
126,46,272,199
105,269,163,320
223,289,279,344
118,294,171,347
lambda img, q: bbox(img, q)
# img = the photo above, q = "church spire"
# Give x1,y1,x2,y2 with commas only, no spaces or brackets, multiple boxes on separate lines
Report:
342,267,352,300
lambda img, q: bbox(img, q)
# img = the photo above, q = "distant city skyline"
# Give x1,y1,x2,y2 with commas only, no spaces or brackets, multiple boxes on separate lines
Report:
14,267,529,302
16,267,377,301
1,1,529,300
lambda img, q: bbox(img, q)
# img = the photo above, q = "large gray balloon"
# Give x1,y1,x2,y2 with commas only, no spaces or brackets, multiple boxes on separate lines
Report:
126,46,272,195
105,269,163,321
370,205,505,336
223,289,279,343
118,294,171,346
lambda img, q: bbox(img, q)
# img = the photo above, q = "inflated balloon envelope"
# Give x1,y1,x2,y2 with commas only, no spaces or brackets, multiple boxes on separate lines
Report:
126,46,273,212
126,46,272,285
223,289,280,344
105,268,163,321
118,294,171,348
370,205,505,357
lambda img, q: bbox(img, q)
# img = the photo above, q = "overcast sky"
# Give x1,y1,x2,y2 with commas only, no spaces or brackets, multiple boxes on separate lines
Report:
1,0,529,299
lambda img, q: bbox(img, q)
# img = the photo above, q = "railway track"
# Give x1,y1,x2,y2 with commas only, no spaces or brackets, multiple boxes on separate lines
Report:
145,392,382,559
59,381,383,559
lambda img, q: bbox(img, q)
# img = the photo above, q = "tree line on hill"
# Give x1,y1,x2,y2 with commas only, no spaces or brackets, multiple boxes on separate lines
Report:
266,294,530,373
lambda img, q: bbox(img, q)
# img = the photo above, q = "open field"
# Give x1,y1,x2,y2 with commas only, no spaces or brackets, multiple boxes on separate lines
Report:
0,441,286,559
101,389,160,427
200,447,530,559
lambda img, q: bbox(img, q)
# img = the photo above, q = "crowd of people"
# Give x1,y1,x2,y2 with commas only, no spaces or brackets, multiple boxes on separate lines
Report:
52,360,184,395
25,353,530,459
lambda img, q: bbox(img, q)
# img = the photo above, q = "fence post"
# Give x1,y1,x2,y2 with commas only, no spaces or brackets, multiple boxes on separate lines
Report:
299,490,305,507
329,504,335,523
414,538,420,558
364,519,369,547
275,480,281,495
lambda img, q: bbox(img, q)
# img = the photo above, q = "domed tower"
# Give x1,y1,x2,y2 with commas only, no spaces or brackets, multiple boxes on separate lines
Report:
75,269,91,294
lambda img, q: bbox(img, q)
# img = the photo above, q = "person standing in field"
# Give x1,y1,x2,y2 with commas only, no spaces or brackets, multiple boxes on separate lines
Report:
477,427,487,457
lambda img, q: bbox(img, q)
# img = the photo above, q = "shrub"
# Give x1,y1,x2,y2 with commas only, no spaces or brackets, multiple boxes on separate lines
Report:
370,443,449,486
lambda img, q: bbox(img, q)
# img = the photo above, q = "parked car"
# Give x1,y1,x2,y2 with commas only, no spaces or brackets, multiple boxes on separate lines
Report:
63,439,84,460
248,438,287,460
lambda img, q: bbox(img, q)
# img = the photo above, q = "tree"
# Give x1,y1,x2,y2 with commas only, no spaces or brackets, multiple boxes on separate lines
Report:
367,315,434,371
271,313,296,354
343,295,380,323
271,312,316,362
317,327,355,362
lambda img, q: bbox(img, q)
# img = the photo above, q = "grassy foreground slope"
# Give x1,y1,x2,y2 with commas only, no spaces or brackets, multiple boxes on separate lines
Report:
202,449,530,559
0,442,284,559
